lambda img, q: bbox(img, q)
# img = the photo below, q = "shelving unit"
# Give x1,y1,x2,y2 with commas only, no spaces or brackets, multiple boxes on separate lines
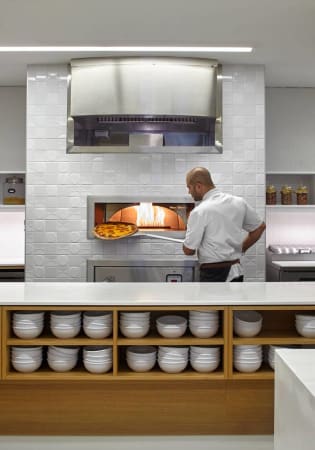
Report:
266,173,315,206
1,302,315,435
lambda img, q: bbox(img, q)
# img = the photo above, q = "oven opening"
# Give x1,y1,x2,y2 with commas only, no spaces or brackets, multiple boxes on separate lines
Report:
94,202,193,232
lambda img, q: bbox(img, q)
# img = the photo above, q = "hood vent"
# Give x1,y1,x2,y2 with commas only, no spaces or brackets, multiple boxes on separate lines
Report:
67,57,222,154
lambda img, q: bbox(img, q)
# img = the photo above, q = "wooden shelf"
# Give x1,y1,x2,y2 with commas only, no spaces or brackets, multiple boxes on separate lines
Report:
116,366,225,380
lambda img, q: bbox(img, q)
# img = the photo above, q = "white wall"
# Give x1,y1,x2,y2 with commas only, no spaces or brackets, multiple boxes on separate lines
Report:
0,87,26,172
266,88,315,172
25,64,265,282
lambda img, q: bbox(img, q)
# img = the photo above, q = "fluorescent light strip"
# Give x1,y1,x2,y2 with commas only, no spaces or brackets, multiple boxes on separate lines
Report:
0,46,253,53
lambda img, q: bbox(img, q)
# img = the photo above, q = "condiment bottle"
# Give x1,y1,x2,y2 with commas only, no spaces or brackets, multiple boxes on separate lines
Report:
296,185,308,205
266,185,277,205
280,185,293,205
3,176,25,205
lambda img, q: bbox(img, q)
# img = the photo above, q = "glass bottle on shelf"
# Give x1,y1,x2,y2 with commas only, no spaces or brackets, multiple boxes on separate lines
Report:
280,185,293,205
266,185,277,205
296,185,308,205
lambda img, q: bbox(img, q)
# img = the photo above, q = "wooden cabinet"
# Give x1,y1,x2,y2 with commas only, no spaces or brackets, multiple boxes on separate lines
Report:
1,303,315,435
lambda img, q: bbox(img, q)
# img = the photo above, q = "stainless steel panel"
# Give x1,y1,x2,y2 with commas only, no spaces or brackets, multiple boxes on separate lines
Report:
70,57,218,117
94,266,194,282
129,133,163,147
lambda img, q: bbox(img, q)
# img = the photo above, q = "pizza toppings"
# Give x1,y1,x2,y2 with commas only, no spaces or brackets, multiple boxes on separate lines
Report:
94,222,138,240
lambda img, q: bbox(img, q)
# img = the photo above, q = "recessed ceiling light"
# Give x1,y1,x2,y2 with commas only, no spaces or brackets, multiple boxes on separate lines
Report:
0,46,253,53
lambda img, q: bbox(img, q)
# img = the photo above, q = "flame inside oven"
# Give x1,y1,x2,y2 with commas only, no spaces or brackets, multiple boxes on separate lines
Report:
135,203,165,227
108,203,186,230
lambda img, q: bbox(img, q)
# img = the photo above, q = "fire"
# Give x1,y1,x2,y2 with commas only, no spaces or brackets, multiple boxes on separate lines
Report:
135,202,166,227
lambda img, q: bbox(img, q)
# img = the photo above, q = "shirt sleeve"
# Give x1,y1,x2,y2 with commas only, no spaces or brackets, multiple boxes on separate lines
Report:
183,209,205,250
242,200,263,232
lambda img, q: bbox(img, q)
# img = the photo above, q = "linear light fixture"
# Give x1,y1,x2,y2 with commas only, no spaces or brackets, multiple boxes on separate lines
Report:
0,46,253,53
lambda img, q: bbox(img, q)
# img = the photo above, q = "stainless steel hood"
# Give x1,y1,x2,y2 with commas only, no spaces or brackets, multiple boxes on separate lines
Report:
67,57,222,154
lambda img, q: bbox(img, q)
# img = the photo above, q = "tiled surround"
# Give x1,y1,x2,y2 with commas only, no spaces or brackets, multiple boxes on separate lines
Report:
26,64,265,282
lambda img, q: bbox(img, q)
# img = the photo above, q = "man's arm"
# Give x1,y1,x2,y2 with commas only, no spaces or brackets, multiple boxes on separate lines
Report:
183,244,196,256
242,222,266,253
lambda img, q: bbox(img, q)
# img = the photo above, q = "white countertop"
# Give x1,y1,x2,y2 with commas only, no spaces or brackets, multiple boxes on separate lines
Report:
276,349,315,397
0,282,315,305
274,349,315,450
272,261,315,268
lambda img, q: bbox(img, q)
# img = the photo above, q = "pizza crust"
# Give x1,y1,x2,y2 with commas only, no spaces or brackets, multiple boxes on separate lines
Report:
94,222,138,240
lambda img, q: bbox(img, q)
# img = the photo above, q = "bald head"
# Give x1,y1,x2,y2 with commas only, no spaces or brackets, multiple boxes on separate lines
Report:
186,167,215,201
186,167,215,188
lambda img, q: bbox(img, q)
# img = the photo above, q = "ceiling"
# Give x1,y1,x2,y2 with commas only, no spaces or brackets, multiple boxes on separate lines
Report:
1,0,315,87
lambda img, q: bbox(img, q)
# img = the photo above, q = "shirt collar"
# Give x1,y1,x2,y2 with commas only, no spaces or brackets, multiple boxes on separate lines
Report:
202,187,219,201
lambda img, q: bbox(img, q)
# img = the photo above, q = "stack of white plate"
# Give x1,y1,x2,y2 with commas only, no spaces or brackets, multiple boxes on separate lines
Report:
233,345,263,373
233,310,263,337
119,312,150,338
47,345,79,372
190,346,221,373
295,313,315,338
83,311,112,339
158,346,189,373
189,310,219,338
156,315,187,338
126,346,157,372
11,346,43,373
12,311,45,339
50,311,81,339
267,344,299,370
83,345,112,373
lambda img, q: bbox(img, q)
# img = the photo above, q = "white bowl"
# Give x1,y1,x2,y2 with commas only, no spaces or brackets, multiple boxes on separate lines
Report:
83,324,112,339
49,345,79,356
120,324,150,338
127,358,156,372
234,311,263,337
83,359,112,374
11,345,43,354
14,311,45,320
295,323,315,338
234,359,262,373
158,346,189,356
13,324,44,339
48,358,77,372
12,358,42,373
126,346,157,357
158,359,188,373
156,324,187,338
189,323,219,338
50,325,80,338
120,312,150,319
190,359,220,372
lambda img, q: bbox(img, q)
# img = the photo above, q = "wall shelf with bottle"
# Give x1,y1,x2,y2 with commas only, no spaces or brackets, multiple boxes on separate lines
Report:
266,173,315,207
0,173,25,208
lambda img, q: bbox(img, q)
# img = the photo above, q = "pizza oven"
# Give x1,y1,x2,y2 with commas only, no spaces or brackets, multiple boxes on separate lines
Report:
87,195,194,240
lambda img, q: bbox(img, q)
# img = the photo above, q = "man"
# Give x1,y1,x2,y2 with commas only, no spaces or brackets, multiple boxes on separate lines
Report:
183,167,266,282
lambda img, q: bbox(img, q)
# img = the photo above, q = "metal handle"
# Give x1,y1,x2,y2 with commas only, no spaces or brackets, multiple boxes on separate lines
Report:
141,233,184,243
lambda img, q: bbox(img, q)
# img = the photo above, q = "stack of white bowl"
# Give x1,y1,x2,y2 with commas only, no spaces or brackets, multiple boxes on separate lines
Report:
233,345,263,373
119,312,150,338
190,346,221,373
126,346,157,372
267,344,299,370
158,346,189,373
156,315,187,338
12,311,45,339
50,311,81,338
11,346,43,373
47,346,79,372
295,313,315,338
83,346,112,373
233,310,263,337
83,311,112,338
189,310,219,338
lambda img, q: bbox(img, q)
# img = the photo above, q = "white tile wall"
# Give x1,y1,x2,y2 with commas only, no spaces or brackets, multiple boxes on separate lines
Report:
25,64,265,282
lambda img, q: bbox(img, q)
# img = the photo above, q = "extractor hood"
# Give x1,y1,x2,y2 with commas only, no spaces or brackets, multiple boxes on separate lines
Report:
67,57,222,154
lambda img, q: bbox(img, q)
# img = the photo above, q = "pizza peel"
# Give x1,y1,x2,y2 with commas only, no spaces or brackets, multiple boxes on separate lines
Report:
93,222,184,243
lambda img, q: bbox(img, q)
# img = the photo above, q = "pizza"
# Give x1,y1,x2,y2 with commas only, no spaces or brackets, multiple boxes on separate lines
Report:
94,222,138,240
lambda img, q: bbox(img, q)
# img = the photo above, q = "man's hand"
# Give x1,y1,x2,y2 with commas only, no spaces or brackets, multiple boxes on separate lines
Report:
183,244,196,256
